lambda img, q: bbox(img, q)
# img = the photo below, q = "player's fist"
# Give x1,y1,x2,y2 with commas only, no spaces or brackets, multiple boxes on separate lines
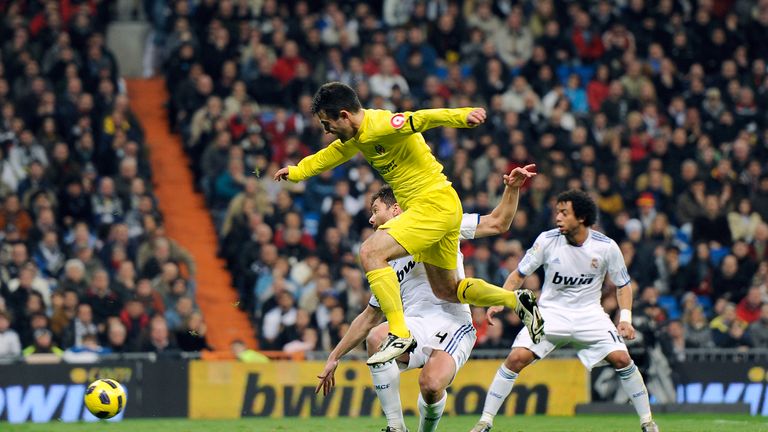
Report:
467,108,486,126
504,164,537,188
274,166,290,181
617,321,636,340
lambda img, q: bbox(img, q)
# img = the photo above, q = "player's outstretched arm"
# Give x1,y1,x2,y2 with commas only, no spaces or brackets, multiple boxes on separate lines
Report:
316,305,384,396
275,139,358,182
475,164,536,238
386,107,486,137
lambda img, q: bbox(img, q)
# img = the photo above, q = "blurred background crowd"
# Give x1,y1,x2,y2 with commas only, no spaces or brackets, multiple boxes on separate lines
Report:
0,0,208,361
1,0,767,369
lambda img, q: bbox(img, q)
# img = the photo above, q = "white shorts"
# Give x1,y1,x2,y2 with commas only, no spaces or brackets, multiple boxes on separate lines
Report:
400,315,476,381
512,306,627,370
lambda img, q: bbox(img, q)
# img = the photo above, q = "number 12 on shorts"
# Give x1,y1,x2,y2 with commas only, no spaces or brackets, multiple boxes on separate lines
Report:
608,330,624,343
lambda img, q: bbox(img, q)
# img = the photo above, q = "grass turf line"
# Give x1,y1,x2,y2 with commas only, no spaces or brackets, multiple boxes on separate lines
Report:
3,414,767,432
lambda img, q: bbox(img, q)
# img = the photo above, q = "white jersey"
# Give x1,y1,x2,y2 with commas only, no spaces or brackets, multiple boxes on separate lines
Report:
369,213,479,321
517,228,631,311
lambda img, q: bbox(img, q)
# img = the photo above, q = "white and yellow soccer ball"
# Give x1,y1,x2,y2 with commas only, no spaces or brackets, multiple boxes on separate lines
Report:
83,379,127,419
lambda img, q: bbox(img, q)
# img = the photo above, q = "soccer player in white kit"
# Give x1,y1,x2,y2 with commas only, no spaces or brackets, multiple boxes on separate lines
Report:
471,190,659,432
316,166,539,432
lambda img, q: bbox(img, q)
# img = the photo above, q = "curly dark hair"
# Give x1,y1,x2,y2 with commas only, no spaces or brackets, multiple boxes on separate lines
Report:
371,185,397,208
311,82,362,119
556,189,597,227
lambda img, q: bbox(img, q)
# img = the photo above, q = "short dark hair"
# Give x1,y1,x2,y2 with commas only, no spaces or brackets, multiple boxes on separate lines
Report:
556,189,597,227
311,82,362,119
371,185,397,208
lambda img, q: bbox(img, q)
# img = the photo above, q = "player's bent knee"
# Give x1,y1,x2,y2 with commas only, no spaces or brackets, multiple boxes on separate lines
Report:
366,324,390,354
505,348,535,373
418,371,447,398
359,240,381,269
607,351,632,369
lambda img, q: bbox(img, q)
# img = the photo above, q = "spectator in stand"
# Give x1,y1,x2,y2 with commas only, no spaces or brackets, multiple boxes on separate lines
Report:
105,320,132,353
0,311,21,358
728,198,764,243
231,339,269,363
23,328,63,357
83,269,122,325
736,286,765,324
683,306,714,348
120,298,150,348
748,304,768,348
140,315,179,356
176,311,210,352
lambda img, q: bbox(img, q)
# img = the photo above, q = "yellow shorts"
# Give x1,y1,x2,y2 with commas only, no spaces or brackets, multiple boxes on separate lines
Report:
380,186,462,269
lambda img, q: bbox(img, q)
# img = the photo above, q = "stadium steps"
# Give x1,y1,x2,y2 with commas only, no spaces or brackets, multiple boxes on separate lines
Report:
126,78,258,351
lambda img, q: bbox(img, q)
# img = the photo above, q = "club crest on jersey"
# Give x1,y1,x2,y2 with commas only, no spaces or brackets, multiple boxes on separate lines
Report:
591,258,599,269
390,113,406,129
375,144,385,154
530,242,540,255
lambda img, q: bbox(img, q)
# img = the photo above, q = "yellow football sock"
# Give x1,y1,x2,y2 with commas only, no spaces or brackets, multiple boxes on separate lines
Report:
457,277,518,309
366,266,410,338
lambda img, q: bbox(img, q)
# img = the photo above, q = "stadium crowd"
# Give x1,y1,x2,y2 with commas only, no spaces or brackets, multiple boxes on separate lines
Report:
154,0,768,361
0,1,210,361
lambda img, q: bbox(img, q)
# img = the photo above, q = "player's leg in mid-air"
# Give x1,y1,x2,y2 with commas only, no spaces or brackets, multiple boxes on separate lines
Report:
359,228,413,352
424,263,544,349
367,316,476,432
367,186,543,364
361,188,463,365
419,188,543,345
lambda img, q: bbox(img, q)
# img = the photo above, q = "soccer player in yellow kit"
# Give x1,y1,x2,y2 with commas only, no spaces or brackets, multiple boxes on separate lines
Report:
275,82,543,364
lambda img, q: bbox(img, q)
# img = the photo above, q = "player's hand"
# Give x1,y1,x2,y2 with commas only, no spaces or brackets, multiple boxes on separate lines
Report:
617,321,636,340
486,306,504,325
467,108,486,126
274,167,290,182
504,164,537,188
315,358,339,396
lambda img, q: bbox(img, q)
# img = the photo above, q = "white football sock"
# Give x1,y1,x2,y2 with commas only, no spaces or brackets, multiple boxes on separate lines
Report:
370,361,406,430
616,361,653,424
418,391,446,432
479,364,518,425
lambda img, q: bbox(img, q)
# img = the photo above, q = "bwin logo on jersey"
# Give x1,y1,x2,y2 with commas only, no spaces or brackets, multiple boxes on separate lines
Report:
552,271,595,285
397,261,416,282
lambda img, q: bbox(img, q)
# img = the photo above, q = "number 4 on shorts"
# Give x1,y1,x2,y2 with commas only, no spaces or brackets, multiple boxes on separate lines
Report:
434,331,448,344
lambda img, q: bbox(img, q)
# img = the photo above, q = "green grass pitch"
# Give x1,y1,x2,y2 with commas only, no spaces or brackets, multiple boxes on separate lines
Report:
3,415,768,432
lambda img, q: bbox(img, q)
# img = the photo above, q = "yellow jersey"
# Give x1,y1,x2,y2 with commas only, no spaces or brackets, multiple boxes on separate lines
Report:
287,108,475,209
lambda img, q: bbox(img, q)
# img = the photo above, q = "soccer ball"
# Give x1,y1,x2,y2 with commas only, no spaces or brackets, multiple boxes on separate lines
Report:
84,379,127,419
